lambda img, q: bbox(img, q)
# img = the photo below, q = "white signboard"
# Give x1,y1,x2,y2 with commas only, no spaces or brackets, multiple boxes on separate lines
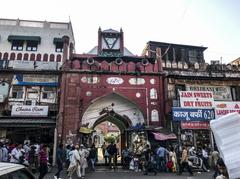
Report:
106,77,124,85
11,105,48,117
215,101,240,119
186,85,232,101
13,61,34,70
179,91,214,108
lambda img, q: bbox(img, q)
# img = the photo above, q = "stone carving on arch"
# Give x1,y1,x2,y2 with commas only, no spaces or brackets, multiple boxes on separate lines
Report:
81,92,145,129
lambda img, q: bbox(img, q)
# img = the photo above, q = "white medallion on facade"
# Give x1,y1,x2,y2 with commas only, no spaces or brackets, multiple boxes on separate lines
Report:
81,76,99,84
106,77,124,85
136,92,141,98
129,78,145,85
150,88,158,99
150,79,156,85
151,109,159,122
86,91,92,97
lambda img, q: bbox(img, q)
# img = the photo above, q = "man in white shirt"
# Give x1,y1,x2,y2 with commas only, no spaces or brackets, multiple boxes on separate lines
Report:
10,143,23,163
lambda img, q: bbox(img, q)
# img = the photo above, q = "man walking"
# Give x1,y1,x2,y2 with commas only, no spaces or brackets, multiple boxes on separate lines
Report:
54,144,64,179
177,145,193,176
78,144,89,178
67,145,80,179
156,145,168,172
38,144,48,179
107,142,117,169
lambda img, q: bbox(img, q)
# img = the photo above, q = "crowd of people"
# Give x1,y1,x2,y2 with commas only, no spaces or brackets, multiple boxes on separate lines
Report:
0,141,229,179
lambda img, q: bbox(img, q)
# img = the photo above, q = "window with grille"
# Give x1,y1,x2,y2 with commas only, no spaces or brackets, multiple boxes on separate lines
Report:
12,86,24,99
26,41,38,51
42,87,55,99
55,42,63,52
11,40,24,51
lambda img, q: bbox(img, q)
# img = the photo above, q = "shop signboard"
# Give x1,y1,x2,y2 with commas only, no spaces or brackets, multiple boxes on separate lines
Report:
181,121,210,129
172,107,215,121
215,101,240,119
12,74,58,86
13,60,34,70
186,85,232,101
179,91,214,108
11,105,48,117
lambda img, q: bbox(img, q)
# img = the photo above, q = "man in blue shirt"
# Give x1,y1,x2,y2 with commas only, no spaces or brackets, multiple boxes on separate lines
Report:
156,145,169,172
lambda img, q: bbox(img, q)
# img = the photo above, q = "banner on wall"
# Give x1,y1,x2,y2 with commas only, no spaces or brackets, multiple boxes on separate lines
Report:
172,107,215,121
11,105,48,117
181,121,210,129
179,91,214,108
186,85,232,101
215,101,240,119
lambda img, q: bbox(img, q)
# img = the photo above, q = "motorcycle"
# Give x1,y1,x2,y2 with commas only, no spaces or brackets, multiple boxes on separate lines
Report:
188,151,208,172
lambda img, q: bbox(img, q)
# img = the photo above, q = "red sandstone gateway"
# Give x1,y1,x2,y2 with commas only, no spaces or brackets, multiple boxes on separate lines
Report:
58,28,165,152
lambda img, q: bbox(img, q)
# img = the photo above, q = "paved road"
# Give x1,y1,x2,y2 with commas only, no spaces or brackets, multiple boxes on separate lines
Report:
35,167,214,179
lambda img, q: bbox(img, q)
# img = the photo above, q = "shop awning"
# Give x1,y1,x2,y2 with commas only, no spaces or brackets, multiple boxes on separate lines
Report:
0,118,56,128
79,127,94,134
152,132,177,141
8,35,41,44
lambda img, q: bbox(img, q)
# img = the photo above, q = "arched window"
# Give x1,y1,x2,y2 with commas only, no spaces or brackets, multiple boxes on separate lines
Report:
10,53,16,60
43,54,48,61
3,52,9,59
23,53,29,60
50,54,55,62
151,109,159,122
150,88,158,99
56,54,62,62
17,53,22,60
30,53,35,61
36,54,41,61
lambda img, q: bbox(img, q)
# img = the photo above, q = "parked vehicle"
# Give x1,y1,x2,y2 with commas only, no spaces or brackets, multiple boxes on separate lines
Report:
0,162,35,179
188,150,208,172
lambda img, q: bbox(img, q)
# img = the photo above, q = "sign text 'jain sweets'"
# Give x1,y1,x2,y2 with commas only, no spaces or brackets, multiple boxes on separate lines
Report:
179,91,214,108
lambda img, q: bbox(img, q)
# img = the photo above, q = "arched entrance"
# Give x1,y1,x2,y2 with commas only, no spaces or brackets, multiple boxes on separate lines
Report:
81,92,145,164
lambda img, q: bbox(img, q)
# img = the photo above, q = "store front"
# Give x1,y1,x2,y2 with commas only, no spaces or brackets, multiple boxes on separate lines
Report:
0,117,55,144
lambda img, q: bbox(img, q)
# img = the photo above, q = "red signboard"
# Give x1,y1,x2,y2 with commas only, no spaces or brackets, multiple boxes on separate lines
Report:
181,121,210,129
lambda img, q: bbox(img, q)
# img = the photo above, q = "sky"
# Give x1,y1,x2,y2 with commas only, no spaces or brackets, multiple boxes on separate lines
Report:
1,0,240,63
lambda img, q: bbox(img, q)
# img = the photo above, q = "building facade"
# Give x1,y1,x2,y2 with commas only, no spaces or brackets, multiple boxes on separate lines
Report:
58,28,165,150
0,18,74,145
145,41,240,149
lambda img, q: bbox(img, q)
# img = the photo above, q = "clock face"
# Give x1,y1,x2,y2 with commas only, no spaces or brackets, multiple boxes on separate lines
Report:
102,37,120,49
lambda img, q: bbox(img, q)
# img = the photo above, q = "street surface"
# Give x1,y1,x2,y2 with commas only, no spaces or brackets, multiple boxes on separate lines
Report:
35,166,214,179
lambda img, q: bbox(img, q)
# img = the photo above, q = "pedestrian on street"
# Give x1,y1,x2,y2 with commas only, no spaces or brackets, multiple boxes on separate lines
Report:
78,144,89,178
88,144,97,171
202,146,210,171
67,145,80,179
54,144,64,179
156,145,169,172
38,144,48,179
101,142,108,165
10,143,23,164
107,142,117,169
177,145,193,176
65,145,71,169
